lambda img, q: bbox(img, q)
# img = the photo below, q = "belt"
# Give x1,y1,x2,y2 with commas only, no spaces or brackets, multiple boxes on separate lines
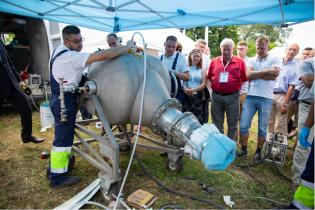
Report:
213,90,239,96
300,100,312,105
273,92,285,94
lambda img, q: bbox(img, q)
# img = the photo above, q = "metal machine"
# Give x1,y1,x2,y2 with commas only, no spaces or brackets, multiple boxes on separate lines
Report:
67,54,202,198
56,53,234,208
262,133,288,166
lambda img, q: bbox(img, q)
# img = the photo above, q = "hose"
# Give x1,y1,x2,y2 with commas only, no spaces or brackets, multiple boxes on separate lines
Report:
113,32,147,210
169,71,178,98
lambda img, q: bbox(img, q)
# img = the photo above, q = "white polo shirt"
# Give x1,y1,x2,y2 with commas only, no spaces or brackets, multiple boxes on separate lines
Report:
160,52,188,73
51,45,90,88
247,54,281,99
202,54,211,71
240,56,249,94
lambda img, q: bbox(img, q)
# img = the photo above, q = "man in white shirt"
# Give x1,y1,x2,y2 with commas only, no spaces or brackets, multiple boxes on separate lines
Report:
195,39,211,71
49,25,134,188
238,36,281,159
237,41,249,117
160,35,189,102
106,33,120,48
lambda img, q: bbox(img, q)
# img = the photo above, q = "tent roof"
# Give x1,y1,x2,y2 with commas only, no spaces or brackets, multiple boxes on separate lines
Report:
0,0,314,32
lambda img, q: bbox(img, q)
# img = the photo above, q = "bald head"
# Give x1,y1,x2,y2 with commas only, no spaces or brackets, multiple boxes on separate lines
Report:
285,43,299,61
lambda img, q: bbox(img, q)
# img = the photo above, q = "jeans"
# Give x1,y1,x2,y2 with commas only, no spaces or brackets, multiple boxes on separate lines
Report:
240,95,273,138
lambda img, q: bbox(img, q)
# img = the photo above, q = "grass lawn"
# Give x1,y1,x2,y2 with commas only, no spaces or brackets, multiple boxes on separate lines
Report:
0,107,296,209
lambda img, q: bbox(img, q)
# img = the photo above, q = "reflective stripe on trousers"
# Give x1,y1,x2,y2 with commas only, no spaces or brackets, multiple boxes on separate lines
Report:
292,182,314,209
50,146,72,174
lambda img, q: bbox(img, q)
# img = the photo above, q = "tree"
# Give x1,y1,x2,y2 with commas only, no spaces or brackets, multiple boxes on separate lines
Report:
238,24,292,44
186,24,292,58
186,26,239,58
238,24,292,57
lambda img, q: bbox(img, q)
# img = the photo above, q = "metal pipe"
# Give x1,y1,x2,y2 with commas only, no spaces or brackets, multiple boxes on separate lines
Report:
72,146,111,174
74,131,109,167
58,77,67,122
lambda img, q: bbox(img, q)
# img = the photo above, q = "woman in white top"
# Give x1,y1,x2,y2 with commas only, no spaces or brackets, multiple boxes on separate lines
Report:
183,49,208,123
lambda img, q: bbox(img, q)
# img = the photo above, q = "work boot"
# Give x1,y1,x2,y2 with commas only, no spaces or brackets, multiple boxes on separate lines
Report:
22,136,45,144
51,176,80,188
236,149,247,158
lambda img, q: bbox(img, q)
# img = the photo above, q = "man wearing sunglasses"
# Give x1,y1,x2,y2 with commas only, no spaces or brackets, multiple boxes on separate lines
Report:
49,25,135,188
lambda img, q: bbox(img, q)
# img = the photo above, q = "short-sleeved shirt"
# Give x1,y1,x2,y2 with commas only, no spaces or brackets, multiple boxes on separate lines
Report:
311,82,314,95
186,65,203,89
51,45,90,88
202,54,211,72
240,56,249,94
273,59,298,93
298,57,314,101
160,52,188,73
247,54,281,99
207,55,247,94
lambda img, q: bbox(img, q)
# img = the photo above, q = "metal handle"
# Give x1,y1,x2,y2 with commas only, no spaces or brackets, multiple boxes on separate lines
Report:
169,71,178,98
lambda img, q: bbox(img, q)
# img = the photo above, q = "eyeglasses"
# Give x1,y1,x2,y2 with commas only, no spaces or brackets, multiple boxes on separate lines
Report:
67,37,85,44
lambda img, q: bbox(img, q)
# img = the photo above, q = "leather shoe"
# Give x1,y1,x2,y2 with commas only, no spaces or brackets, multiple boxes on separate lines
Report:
51,176,80,188
22,136,45,144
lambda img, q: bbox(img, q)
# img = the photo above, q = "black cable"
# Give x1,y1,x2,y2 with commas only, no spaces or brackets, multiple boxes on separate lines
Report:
133,153,225,209
235,133,277,168
272,156,292,183
241,168,290,208
235,156,267,168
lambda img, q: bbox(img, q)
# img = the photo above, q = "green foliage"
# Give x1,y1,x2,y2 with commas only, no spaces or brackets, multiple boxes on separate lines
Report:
238,24,292,44
186,24,292,58
186,26,239,58
246,40,277,57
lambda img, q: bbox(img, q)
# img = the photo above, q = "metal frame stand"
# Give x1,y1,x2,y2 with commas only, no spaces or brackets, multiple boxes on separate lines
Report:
69,95,183,205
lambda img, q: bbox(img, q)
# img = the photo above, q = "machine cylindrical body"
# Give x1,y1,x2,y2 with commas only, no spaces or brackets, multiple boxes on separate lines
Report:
87,54,171,126
84,54,236,170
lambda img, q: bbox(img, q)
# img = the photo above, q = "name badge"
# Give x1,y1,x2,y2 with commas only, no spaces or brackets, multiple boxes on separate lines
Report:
219,72,229,83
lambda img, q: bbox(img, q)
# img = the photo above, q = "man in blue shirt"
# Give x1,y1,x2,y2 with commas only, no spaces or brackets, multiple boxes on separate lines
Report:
268,43,299,136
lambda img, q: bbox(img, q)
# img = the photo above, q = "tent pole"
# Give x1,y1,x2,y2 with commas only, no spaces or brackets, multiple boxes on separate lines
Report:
204,26,209,45
278,0,286,25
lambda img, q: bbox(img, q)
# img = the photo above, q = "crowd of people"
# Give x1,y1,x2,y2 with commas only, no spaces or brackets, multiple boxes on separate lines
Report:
158,34,314,209
1,24,313,208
